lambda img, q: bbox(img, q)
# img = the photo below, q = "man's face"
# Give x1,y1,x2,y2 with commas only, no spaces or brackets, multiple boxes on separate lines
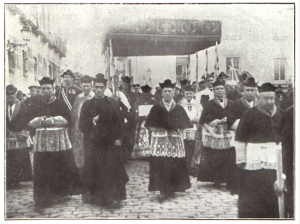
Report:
243,86,256,101
30,88,37,97
133,86,140,93
37,89,41,95
219,76,227,83
6,95,17,106
206,77,214,88
41,84,54,99
162,88,174,102
213,85,225,98
184,91,194,101
259,92,275,112
82,83,92,95
93,82,105,98
63,75,73,86
174,88,180,95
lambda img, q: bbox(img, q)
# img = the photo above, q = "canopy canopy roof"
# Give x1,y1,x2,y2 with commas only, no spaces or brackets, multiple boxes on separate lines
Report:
103,19,222,57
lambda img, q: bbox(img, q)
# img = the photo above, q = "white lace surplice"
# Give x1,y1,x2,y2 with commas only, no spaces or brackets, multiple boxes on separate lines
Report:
29,116,71,152
150,128,185,158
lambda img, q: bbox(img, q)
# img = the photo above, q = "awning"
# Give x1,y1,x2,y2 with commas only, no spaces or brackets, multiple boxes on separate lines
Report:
103,19,222,57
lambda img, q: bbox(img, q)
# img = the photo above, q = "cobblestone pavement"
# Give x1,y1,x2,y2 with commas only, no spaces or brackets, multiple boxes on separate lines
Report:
5,158,238,219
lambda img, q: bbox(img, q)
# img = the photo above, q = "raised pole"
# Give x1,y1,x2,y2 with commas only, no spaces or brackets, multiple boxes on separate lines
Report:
205,49,208,78
215,41,219,77
109,39,115,93
196,52,199,92
277,147,285,218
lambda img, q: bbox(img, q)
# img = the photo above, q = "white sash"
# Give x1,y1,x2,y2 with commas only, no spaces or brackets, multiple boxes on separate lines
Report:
61,88,72,110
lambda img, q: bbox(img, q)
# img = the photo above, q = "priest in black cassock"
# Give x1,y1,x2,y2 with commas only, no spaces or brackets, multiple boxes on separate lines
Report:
235,83,284,218
227,71,252,102
197,80,235,188
6,85,32,189
226,77,258,194
227,77,258,131
79,76,129,206
28,77,81,207
145,79,192,201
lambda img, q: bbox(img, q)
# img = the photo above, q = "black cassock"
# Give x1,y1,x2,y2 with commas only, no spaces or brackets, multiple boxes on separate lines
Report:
79,96,129,205
235,106,283,218
28,97,80,206
281,105,294,218
197,99,235,184
6,100,32,188
227,98,253,128
144,101,192,194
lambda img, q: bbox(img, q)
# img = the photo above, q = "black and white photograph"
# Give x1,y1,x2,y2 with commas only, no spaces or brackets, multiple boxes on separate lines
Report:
3,1,298,221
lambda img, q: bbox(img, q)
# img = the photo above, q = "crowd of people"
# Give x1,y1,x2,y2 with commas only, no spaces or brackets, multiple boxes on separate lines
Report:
6,69,294,218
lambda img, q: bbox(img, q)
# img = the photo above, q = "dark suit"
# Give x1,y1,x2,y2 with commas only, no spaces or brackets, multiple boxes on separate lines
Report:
6,100,32,187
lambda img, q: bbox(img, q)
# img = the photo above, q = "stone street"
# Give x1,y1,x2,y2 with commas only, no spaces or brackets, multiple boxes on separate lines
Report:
5,159,238,219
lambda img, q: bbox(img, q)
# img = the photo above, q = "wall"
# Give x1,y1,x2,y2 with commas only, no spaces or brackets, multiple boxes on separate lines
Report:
5,5,67,94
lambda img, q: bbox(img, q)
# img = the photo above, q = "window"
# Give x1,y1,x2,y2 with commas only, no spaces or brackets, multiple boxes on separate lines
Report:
226,57,241,81
22,50,28,77
49,63,53,78
176,57,189,81
274,58,286,81
43,58,47,76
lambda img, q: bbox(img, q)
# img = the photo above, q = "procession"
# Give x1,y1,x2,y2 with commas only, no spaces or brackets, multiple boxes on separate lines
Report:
5,4,295,220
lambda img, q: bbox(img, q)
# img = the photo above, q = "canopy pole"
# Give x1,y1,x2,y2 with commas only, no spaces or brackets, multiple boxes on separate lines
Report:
277,147,285,218
196,52,199,92
215,41,219,77
187,54,191,81
106,46,111,87
104,49,107,78
205,49,208,78
109,39,115,93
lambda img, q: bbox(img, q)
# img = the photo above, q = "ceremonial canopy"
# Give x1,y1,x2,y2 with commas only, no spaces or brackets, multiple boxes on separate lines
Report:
103,19,222,57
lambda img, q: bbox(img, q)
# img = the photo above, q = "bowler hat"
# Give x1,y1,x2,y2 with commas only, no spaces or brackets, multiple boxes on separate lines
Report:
6,84,17,95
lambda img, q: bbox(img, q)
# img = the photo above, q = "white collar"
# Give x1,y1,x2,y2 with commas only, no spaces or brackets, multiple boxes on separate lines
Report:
163,99,174,111
8,103,16,110
217,98,225,108
247,100,254,107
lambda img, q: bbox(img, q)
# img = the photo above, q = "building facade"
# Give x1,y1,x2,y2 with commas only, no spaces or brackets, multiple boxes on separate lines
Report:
5,4,67,93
